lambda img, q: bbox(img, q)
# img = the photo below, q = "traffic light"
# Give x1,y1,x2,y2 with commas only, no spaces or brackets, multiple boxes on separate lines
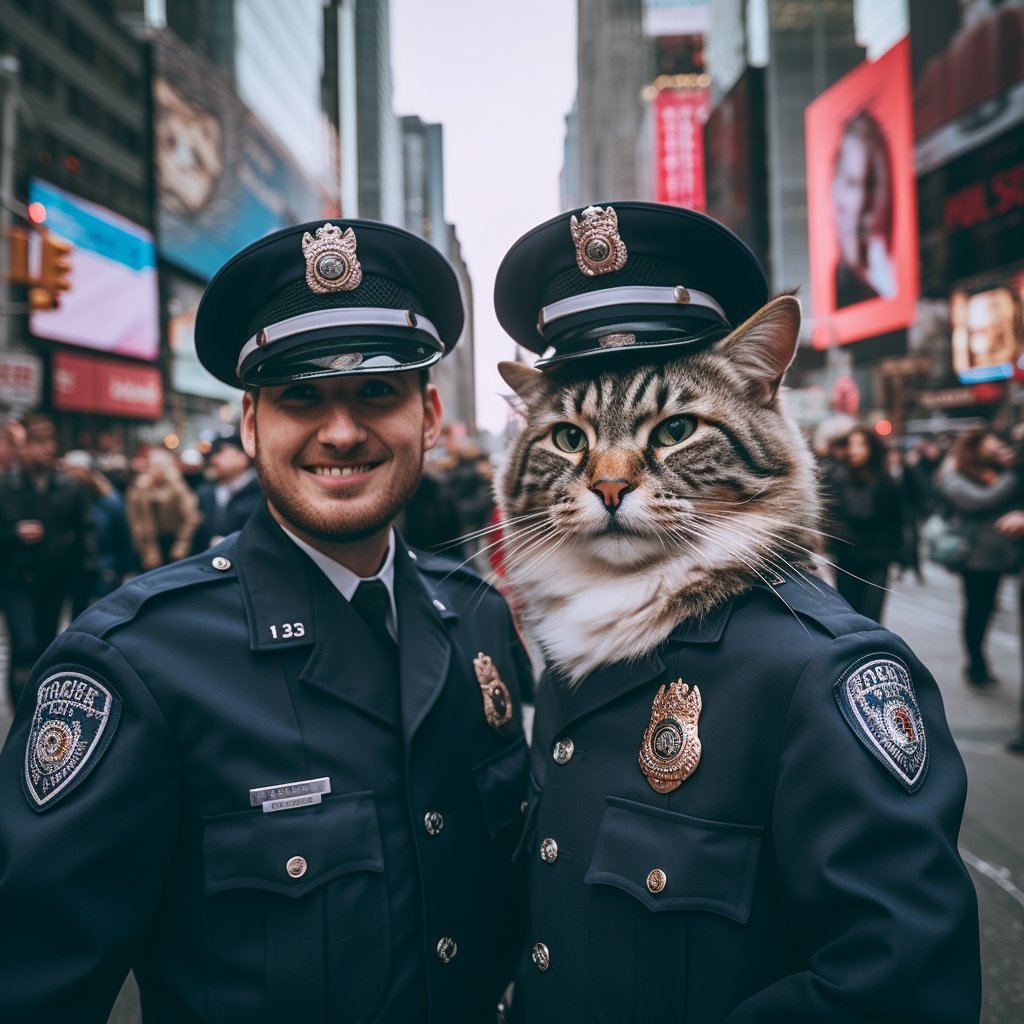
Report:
30,231,73,311
7,226,32,285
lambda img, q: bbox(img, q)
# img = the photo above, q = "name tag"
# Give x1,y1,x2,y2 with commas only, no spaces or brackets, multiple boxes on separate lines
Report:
249,777,331,813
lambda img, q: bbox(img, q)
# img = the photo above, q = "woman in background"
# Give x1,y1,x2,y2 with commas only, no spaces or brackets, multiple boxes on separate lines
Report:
125,449,199,571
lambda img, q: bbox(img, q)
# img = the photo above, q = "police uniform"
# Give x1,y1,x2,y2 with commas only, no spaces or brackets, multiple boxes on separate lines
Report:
492,203,981,1023
0,221,531,1023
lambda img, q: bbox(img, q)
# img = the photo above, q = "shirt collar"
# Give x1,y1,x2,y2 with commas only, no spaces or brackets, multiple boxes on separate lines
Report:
280,526,398,640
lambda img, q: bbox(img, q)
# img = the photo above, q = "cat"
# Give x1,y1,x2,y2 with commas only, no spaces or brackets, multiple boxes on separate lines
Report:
495,295,821,683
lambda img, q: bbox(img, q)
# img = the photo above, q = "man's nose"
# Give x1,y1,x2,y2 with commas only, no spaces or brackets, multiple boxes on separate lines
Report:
590,478,632,511
318,404,367,448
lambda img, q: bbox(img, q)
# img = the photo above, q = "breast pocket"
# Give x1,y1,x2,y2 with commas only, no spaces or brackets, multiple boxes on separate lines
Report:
584,796,762,1023
203,791,388,1024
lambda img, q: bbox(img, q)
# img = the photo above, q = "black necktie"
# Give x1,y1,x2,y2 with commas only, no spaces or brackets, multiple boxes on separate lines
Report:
351,579,396,652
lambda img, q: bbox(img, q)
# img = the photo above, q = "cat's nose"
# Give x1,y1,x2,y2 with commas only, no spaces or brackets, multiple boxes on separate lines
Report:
590,478,632,511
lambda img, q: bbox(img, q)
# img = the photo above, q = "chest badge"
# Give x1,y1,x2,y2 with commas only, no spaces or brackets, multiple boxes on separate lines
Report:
473,652,513,730
639,680,702,794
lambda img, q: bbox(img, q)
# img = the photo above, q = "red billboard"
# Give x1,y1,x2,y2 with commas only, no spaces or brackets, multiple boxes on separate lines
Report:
654,86,712,210
805,39,918,347
53,352,163,419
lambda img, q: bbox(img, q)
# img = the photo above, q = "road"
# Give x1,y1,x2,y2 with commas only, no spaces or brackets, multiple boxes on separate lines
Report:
1,563,1022,1022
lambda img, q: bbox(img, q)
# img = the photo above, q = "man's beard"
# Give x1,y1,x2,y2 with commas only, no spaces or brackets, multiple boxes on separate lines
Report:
253,444,424,545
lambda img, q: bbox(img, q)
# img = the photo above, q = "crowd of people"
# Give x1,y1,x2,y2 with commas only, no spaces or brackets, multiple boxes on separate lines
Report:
818,423,1024,711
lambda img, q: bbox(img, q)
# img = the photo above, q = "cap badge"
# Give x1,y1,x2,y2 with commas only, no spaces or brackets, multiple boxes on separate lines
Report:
570,205,628,277
598,332,636,348
302,222,363,293
329,353,363,371
473,652,514,730
638,679,702,793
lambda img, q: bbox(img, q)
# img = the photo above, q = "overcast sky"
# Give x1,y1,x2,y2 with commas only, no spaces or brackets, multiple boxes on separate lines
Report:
390,0,577,435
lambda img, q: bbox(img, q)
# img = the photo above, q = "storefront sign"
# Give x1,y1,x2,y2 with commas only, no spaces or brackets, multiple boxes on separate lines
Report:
0,352,43,408
53,352,163,419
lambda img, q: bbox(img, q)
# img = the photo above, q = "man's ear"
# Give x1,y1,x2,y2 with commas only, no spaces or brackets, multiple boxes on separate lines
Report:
240,391,258,459
712,295,801,407
498,361,550,411
422,383,443,452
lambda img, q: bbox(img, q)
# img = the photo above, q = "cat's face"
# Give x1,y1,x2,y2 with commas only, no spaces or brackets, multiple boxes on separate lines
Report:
497,296,817,572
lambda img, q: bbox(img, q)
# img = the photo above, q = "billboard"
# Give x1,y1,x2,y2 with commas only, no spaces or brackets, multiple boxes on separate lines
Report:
28,180,160,361
910,0,1024,174
950,269,1024,384
154,31,336,281
805,39,918,347
653,86,712,210
166,274,238,402
53,352,163,420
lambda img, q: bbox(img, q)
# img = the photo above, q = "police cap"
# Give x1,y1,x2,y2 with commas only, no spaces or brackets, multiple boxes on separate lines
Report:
493,201,768,370
196,219,464,388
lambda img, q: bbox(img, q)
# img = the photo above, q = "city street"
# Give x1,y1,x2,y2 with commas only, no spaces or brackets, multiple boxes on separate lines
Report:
2,563,1022,1022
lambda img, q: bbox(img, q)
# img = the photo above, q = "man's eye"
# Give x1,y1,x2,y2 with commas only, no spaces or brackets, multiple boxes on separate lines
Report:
359,379,397,398
279,384,319,402
651,415,697,448
551,423,587,453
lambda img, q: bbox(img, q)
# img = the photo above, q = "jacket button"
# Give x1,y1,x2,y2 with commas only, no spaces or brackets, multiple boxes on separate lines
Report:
539,837,559,863
424,810,445,836
552,738,574,764
285,856,307,878
520,800,528,813
211,556,231,571
436,936,458,963
646,868,667,893
531,942,551,972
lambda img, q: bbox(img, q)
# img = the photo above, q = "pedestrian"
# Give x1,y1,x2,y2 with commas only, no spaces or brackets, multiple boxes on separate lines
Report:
190,432,262,553
0,219,532,1022
491,201,980,1023
0,414,96,708
124,447,200,569
822,425,905,621
936,427,1021,688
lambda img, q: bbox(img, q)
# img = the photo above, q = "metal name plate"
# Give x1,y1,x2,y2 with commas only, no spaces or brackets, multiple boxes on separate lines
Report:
249,777,331,811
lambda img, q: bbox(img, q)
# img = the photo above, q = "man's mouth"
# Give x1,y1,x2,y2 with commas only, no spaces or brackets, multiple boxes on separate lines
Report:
308,463,378,477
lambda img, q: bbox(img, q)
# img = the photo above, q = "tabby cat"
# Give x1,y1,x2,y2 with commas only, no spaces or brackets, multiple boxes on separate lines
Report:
495,295,820,682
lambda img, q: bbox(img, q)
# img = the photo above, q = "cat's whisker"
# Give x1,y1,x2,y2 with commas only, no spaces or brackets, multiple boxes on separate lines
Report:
430,509,554,553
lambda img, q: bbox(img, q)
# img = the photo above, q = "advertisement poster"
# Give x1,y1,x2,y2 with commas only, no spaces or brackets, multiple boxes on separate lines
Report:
653,86,712,210
950,269,1024,383
28,180,160,361
805,39,919,347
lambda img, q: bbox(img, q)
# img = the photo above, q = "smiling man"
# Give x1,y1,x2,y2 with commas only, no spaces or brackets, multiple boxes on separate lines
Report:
0,221,532,1024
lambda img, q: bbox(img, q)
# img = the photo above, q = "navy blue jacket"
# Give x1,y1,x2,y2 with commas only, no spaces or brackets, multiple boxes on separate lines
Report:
0,503,531,1023
513,576,980,1023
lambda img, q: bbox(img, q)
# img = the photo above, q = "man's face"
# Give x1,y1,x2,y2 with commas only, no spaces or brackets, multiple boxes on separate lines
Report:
208,443,251,484
20,424,57,473
241,373,442,546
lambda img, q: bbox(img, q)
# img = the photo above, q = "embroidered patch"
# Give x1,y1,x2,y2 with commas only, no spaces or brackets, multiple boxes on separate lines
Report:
23,669,122,811
835,655,927,793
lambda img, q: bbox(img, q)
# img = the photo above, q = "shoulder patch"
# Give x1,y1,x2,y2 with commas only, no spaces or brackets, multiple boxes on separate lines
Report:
834,655,928,793
23,669,122,811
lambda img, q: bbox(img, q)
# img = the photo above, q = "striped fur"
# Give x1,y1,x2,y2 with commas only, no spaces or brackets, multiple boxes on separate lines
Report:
496,296,820,683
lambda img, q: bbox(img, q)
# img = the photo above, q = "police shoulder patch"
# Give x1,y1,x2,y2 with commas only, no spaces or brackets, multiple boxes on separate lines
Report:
834,654,928,793
23,668,122,812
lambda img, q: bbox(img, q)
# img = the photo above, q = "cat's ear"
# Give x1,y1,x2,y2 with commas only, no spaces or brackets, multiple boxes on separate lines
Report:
498,361,550,410
713,295,800,406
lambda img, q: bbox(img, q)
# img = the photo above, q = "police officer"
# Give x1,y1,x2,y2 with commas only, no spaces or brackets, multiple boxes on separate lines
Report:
0,220,531,1023
491,202,981,1023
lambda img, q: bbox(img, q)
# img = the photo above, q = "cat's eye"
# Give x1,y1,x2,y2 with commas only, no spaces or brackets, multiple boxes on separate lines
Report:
651,415,697,448
551,423,588,453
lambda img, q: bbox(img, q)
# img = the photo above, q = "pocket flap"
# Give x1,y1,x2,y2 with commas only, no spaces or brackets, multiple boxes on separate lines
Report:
203,790,384,898
584,796,762,922
473,735,529,839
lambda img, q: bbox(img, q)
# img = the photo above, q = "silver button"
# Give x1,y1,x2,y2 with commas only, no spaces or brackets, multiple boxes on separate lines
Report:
646,868,667,893
552,738,575,764
285,856,307,878
211,556,231,571
432,598,447,612
436,936,458,963
531,942,551,972
539,837,559,863
520,799,528,813
424,810,445,836
408,549,418,561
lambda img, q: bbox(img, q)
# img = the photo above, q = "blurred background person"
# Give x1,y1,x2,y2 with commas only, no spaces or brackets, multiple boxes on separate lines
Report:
125,448,199,571
831,109,897,308
937,428,1022,688
0,415,96,707
822,425,904,622
61,450,134,612
190,433,261,553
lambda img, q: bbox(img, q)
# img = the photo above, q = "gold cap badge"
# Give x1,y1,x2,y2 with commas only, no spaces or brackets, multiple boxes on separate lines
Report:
301,222,363,293
638,680,702,793
473,652,513,730
570,205,628,277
